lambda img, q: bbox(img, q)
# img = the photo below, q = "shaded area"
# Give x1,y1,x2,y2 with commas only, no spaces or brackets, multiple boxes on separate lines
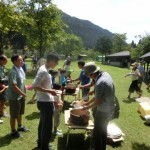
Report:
57,133,92,150
25,112,40,120
0,134,16,148
122,97,136,103
132,142,150,150
107,138,123,148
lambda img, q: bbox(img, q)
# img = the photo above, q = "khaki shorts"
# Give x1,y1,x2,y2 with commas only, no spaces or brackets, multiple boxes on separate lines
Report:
9,98,25,119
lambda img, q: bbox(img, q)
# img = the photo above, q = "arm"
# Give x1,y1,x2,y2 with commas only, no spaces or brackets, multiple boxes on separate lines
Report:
33,86,57,96
83,97,102,110
79,80,94,89
12,84,26,97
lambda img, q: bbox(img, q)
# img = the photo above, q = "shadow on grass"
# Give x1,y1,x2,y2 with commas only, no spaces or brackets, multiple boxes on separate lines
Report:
122,97,136,103
0,134,15,148
132,142,150,150
25,112,40,120
57,133,92,150
107,139,123,148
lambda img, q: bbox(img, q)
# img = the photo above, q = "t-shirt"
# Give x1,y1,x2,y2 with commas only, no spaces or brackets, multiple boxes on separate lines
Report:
95,72,115,112
79,69,90,85
137,65,144,76
32,65,54,102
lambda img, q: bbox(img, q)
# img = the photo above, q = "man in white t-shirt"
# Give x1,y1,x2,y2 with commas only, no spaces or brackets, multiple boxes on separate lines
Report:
32,53,60,150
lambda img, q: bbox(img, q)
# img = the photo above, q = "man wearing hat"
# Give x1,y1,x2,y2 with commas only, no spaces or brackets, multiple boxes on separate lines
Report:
125,62,141,98
83,62,115,150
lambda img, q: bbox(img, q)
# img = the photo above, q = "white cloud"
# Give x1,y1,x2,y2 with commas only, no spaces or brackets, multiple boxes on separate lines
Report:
53,0,150,43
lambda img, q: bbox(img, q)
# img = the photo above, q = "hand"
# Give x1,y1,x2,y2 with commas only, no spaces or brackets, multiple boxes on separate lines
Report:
50,89,57,96
88,91,94,95
82,105,88,110
79,85,84,89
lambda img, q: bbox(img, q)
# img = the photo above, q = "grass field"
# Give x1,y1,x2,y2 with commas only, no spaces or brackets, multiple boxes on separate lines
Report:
0,59,150,150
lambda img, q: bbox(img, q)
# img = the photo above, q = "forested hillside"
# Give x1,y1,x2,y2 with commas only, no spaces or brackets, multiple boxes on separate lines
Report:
62,12,114,49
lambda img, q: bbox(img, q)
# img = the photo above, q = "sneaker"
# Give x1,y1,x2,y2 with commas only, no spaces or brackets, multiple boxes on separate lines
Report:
17,126,29,132
11,131,22,138
0,119,3,124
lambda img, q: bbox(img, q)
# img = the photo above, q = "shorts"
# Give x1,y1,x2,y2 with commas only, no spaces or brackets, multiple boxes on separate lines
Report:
9,98,25,119
128,80,140,93
0,91,7,101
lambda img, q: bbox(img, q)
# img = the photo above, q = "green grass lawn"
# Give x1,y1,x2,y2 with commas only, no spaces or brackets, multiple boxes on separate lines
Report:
0,59,150,150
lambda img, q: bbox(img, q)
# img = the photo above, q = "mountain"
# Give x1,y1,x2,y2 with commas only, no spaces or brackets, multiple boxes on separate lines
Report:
62,12,114,49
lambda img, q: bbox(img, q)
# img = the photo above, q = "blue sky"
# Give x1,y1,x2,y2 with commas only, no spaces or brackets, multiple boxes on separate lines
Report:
52,0,150,44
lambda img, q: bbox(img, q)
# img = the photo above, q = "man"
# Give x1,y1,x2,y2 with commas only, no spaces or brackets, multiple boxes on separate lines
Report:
83,62,115,150
125,62,141,98
137,61,145,90
7,54,28,138
32,52,60,150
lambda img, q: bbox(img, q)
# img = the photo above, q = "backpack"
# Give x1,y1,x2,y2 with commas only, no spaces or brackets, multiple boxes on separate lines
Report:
111,96,120,120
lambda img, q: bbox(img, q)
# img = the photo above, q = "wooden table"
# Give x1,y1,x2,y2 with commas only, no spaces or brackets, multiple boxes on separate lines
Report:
64,109,94,148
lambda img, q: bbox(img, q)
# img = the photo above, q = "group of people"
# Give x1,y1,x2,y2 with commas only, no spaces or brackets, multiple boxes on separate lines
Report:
0,53,117,150
1,52,149,150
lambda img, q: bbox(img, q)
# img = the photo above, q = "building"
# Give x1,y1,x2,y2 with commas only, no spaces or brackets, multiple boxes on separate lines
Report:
105,51,130,68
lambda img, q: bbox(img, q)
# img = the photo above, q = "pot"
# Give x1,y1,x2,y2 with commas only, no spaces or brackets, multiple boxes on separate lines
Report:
65,83,77,94
70,109,90,125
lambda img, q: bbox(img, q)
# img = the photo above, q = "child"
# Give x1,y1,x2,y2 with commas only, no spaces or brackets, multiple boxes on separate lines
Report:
71,60,91,101
49,70,63,136
0,55,8,118
49,70,61,90
0,81,8,120
60,69,67,92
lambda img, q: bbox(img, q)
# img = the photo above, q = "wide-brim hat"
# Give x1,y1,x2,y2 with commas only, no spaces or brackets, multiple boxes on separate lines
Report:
131,62,139,66
84,62,100,76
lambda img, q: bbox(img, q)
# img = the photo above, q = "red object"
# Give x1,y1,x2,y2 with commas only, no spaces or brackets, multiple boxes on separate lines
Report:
25,85,33,90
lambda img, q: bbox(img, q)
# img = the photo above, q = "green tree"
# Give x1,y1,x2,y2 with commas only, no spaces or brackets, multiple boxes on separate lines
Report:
0,0,23,54
20,0,65,57
95,36,112,55
131,34,150,60
112,33,128,53
54,33,84,57
130,40,136,48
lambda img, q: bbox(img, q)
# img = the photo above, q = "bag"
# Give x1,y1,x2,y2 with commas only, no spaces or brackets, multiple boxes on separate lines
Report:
111,96,120,120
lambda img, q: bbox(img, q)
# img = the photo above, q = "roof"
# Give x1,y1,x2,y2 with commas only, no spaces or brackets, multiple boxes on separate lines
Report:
140,52,150,58
106,51,130,57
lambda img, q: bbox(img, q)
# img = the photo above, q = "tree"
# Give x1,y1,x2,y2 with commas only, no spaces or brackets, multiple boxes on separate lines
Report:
20,0,65,57
0,0,23,54
130,40,136,48
112,33,128,53
53,33,84,57
95,36,112,55
130,34,150,60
